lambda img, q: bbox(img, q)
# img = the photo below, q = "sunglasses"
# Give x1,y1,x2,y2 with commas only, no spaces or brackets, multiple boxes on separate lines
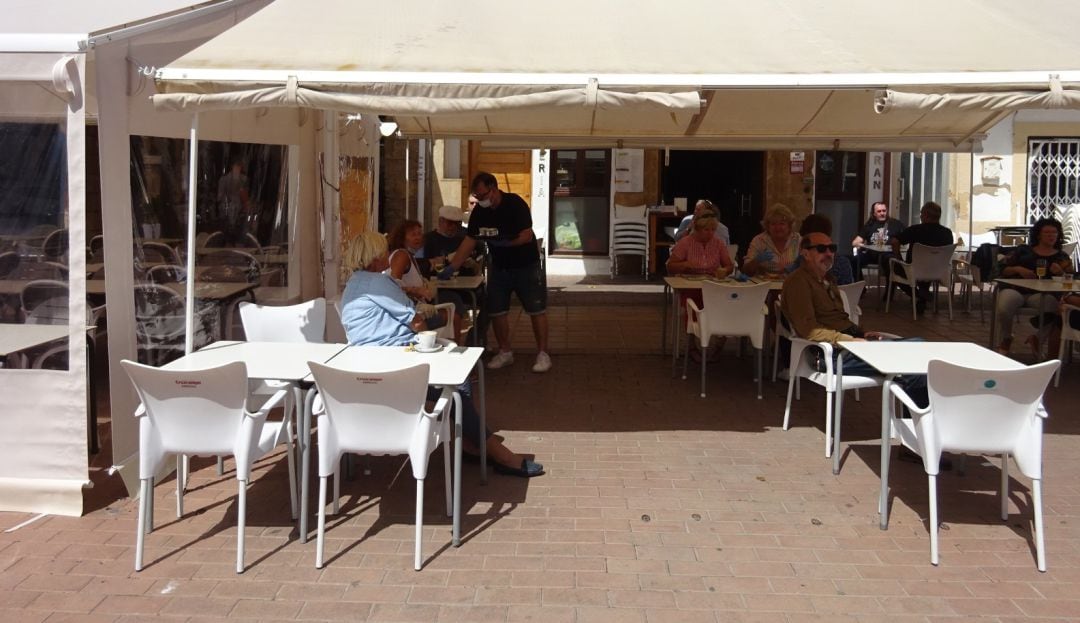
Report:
806,243,838,254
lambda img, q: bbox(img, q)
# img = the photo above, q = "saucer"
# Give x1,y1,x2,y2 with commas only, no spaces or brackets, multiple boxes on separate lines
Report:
413,344,444,353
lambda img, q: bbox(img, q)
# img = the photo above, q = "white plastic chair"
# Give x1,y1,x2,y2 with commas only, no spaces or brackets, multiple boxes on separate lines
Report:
778,300,883,457
952,258,988,322
838,281,866,326
307,361,452,571
683,281,770,399
888,359,1058,570
1055,304,1080,387
887,243,958,320
120,360,296,574
610,204,648,277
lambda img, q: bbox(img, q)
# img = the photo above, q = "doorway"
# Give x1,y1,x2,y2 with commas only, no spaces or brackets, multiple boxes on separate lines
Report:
662,151,765,259
814,151,866,250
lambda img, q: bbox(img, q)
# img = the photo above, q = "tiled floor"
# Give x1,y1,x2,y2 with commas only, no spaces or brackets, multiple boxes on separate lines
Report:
3,279,1080,622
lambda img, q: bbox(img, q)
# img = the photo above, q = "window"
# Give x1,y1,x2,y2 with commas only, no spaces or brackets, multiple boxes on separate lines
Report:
898,152,949,227
550,149,610,255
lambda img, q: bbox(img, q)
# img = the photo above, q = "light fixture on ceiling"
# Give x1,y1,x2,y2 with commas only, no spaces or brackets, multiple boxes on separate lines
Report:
379,121,399,137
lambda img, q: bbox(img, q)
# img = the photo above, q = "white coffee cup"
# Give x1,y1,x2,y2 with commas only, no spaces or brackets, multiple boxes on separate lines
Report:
417,330,437,350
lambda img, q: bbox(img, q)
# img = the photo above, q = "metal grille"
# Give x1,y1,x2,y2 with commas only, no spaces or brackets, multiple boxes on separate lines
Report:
1027,138,1080,223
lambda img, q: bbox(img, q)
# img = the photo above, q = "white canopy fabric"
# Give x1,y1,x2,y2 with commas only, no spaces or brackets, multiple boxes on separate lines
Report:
153,0,1080,152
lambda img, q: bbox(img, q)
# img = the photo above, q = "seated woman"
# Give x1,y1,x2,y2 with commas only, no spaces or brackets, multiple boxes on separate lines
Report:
995,217,1073,356
666,213,734,360
341,231,543,477
386,219,464,336
742,203,801,277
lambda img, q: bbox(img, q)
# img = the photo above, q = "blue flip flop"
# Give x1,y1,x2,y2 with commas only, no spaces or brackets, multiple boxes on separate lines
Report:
492,458,544,478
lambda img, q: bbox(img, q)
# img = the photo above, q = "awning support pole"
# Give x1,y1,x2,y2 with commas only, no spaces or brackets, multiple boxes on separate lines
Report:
185,113,200,354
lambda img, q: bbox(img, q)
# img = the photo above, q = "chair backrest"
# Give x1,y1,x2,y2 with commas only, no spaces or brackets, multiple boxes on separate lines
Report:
243,232,263,253
89,234,104,254
203,231,226,248
42,228,68,259
239,298,327,343
142,241,180,265
910,243,958,282
147,264,187,284
307,361,431,456
133,283,188,341
1063,241,1078,272
699,281,771,349
0,251,19,278
20,279,68,323
121,360,249,476
924,359,1058,477
837,281,865,326
201,249,261,283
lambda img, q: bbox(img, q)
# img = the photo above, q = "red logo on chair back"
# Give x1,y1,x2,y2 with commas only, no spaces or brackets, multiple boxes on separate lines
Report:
175,380,202,388
355,376,383,384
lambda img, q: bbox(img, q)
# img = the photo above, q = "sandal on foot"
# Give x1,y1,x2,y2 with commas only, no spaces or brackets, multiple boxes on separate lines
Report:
492,458,544,478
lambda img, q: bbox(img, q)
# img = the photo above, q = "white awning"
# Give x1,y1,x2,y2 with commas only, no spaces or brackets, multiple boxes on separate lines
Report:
153,0,1080,152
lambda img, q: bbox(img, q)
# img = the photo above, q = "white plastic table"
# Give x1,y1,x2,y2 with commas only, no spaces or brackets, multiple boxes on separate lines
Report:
320,344,486,547
836,341,1022,529
163,341,349,539
0,324,67,357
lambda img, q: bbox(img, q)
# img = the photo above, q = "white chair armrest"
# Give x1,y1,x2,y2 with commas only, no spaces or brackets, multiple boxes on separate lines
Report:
888,383,930,417
248,389,289,418
888,256,910,273
877,332,903,340
788,336,832,375
424,387,454,421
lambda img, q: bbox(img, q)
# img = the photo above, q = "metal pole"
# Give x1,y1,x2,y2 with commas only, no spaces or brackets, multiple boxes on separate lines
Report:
968,147,975,260
184,113,199,354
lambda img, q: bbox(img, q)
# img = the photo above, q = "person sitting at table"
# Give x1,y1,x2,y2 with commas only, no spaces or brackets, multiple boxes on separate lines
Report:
888,201,954,314
781,232,931,425
421,205,481,276
666,213,733,360
792,213,854,285
852,201,905,281
340,231,543,478
386,219,461,336
994,217,1072,356
743,203,800,278
674,199,730,246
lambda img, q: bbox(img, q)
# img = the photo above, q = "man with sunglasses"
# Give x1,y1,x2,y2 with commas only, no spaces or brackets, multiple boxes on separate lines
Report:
781,233,929,413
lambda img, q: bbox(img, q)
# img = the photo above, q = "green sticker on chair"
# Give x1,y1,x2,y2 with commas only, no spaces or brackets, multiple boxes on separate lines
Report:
983,379,997,389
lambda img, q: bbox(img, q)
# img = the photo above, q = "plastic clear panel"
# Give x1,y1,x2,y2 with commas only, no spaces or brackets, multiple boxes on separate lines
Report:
129,137,288,364
0,121,70,369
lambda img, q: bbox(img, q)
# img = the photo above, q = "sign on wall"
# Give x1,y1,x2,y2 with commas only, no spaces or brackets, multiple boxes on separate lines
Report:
789,151,805,174
613,148,644,192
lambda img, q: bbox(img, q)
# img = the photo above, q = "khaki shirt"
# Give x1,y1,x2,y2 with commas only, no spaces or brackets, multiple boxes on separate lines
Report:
780,263,857,345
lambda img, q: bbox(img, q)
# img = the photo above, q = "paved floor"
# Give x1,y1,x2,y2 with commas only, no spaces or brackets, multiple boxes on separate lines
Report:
3,279,1080,622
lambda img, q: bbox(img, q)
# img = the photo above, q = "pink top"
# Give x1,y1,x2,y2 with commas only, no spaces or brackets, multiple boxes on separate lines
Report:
669,235,733,275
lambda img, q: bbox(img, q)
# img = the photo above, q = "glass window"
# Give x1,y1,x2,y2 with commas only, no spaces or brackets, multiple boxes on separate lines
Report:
0,122,71,369
128,137,289,365
550,149,610,255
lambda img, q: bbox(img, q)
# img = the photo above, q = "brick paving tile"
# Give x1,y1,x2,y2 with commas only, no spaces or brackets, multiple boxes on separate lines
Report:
4,296,1080,621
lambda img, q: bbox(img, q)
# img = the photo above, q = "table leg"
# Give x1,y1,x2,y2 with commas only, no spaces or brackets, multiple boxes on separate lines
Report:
661,284,669,355
477,364,487,484
452,391,463,547
988,283,1000,349
670,289,681,377
833,354,844,475
879,375,894,529
299,387,316,543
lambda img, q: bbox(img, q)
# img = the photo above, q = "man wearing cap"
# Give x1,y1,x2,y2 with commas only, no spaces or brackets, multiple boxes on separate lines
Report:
423,205,476,273
439,172,551,373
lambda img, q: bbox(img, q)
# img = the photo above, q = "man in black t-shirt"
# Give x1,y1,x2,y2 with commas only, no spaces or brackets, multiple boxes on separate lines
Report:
852,201,905,281
889,201,955,313
439,172,551,373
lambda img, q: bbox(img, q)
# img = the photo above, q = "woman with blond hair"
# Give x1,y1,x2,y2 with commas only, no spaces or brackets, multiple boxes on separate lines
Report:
339,232,543,477
743,203,801,277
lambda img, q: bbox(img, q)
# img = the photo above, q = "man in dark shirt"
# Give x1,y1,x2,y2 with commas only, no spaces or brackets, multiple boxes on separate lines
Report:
440,172,551,373
852,201,905,281
889,201,955,313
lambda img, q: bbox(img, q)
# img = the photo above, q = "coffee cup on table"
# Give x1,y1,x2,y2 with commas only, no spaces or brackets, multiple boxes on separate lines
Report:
417,330,438,350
